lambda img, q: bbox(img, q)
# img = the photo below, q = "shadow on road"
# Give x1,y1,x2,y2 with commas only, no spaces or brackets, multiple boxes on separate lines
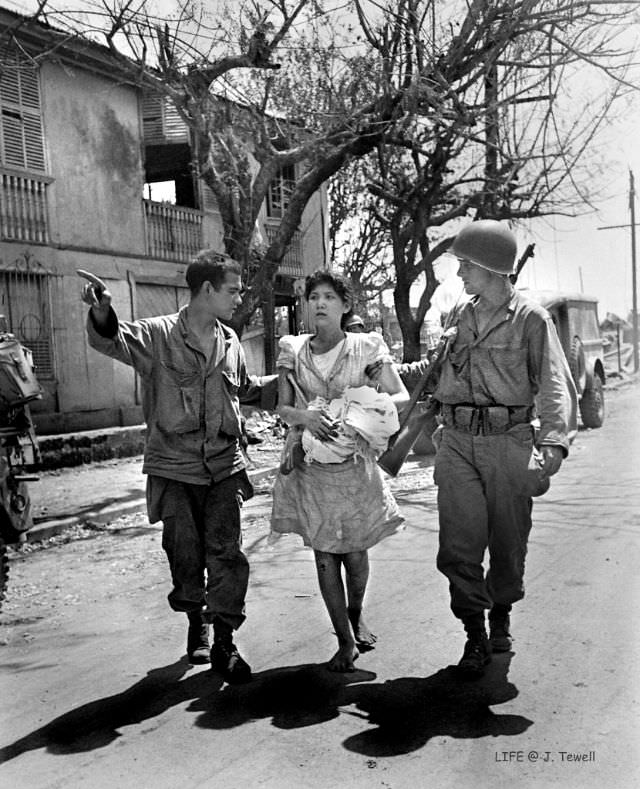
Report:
341,653,533,756
0,659,221,763
0,654,531,763
189,663,377,730
190,652,532,754
32,487,147,524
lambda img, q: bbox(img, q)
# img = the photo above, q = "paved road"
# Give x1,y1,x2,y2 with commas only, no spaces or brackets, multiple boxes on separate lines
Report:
1,381,639,789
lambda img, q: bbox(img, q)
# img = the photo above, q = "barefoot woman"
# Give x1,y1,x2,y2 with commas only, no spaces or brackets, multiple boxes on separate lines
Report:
271,271,409,671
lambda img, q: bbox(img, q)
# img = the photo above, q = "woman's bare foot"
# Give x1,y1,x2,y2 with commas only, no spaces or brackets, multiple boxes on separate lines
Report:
348,607,377,649
327,642,359,672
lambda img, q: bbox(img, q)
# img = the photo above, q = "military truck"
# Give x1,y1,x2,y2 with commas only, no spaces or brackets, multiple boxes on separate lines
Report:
523,290,606,428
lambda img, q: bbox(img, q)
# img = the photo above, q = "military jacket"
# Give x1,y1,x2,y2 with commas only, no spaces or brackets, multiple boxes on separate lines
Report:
87,306,275,484
434,290,577,451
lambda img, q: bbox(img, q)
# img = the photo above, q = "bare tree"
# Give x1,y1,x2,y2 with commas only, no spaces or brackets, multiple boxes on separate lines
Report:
16,0,414,367
347,0,640,360
328,156,393,318
12,0,639,367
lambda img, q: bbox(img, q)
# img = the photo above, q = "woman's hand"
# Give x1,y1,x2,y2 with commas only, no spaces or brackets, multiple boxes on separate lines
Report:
304,408,339,441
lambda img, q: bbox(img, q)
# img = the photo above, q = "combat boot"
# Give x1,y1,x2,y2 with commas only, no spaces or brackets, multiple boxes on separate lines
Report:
489,604,513,653
210,618,252,684
458,613,491,678
186,610,210,664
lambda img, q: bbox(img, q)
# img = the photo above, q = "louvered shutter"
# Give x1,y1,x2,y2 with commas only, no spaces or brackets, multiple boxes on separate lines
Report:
0,49,46,172
142,92,188,144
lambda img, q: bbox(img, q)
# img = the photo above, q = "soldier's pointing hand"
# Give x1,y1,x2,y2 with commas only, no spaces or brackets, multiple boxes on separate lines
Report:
78,269,112,329
77,269,112,318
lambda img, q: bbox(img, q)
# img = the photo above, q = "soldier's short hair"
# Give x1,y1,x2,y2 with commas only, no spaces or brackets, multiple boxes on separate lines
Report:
186,250,241,295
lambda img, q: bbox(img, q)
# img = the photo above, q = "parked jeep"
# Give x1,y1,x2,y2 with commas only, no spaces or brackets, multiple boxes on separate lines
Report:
523,290,606,428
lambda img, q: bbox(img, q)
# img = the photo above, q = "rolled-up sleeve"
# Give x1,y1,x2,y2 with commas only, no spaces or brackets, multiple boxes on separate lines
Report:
530,317,578,453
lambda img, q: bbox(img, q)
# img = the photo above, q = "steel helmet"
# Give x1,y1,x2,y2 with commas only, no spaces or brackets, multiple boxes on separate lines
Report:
450,220,517,275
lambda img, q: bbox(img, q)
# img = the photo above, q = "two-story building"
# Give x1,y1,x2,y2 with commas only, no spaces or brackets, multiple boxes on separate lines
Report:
0,7,328,433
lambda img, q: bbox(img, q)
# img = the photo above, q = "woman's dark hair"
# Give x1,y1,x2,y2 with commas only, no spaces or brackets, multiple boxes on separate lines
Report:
304,270,354,328
186,250,241,295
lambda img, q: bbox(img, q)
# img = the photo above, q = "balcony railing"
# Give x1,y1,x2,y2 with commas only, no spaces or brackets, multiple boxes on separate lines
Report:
143,200,203,262
264,223,303,278
0,170,50,243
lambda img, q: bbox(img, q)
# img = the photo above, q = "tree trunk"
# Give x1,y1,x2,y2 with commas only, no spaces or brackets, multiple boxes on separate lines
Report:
261,280,276,373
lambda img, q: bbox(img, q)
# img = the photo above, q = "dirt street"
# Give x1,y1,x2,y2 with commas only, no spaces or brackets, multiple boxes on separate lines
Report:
1,381,639,789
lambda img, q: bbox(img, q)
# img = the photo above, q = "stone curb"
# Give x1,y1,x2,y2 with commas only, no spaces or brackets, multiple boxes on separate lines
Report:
36,425,147,470
25,465,279,544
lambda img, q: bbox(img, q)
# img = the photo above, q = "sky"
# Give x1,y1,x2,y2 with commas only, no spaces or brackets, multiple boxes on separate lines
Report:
519,133,640,322
4,0,639,321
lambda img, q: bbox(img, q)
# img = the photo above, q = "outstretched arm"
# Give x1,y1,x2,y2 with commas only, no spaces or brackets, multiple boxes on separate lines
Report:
79,269,154,377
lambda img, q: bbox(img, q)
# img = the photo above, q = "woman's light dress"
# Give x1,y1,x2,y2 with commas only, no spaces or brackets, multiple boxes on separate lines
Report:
270,332,405,553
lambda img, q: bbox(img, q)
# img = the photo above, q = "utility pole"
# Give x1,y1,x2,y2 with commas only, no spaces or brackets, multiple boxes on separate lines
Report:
630,171,639,373
597,169,640,373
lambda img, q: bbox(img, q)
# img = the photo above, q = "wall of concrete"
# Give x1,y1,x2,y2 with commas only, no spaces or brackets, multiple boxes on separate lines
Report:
2,37,328,434
39,61,145,254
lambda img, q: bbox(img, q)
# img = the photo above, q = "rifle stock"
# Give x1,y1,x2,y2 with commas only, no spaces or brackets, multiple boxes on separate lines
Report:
377,327,457,477
377,398,439,476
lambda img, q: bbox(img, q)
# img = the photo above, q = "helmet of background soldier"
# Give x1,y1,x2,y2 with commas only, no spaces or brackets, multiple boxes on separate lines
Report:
344,314,366,332
450,220,517,276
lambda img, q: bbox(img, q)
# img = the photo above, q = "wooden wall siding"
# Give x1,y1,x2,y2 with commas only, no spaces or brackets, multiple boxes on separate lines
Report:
0,171,49,243
143,199,203,262
201,181,220,214
264,223,303,278
136,282,189,318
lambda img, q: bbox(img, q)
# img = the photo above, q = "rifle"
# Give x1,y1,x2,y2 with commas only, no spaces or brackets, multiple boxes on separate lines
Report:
377,326,457,477
509,242,535,285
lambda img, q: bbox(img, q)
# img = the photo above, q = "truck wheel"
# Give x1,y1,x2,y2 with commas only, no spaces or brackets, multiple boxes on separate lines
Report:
569,337,587,393
0,537,8,611
580,376,605,428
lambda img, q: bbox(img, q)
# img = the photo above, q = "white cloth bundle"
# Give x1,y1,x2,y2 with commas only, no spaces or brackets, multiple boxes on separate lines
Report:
302,386,399,464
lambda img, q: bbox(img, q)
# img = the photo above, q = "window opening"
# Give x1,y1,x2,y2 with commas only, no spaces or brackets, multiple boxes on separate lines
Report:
267,164,295,219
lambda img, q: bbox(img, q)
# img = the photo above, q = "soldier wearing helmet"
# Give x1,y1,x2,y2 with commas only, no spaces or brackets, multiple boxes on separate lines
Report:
432,219,577,677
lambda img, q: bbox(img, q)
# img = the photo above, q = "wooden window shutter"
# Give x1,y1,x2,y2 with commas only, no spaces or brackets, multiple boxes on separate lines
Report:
142,92,188,144
0,49,45,172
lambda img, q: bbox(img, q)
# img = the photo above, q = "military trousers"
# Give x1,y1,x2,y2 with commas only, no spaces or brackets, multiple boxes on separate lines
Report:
150,471,253,630
434,424,544,619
